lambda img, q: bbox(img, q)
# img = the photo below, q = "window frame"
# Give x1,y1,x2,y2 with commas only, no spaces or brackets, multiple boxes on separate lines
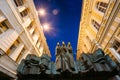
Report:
91,19,100,30
112,39,120,54
0,20,9,35
96,2,108,13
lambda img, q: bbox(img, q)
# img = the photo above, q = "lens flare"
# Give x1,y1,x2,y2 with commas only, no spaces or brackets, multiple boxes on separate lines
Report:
43,23,50,31
38,8,46,16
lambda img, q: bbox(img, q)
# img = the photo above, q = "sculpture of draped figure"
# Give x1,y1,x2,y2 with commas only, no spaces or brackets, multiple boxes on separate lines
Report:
55,42,62,72
61,42,69,71
55,42,69,72
67,42,75,71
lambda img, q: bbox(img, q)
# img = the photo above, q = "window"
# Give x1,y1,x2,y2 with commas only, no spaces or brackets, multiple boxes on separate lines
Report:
7,39,20,54
16,48,26,63
86,36,91,46
113,40,120,54
91,19,100,30
10,44,17,53
32,30,35,35
117,32,120,38
27,23,32,30
0,48,5,55
14,0,24,7
19,48,25,56
36,39,39,45
96,2,108,13
21,48,25,54
15,39,20,46
20,9,28,17
0,20,9,34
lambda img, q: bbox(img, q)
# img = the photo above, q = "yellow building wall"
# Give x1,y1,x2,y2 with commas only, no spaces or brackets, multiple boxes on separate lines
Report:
77,0,120,62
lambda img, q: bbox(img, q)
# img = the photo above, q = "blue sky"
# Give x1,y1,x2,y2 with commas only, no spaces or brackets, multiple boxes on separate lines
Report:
34,0,82,61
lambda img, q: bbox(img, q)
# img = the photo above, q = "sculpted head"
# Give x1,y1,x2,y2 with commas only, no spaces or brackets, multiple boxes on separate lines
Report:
68,42,70,45
62,41,67,47
62,41,65,45
57,42,60,46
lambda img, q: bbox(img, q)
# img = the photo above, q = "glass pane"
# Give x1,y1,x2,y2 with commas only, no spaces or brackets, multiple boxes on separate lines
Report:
1,21,9,31
0,30,2,34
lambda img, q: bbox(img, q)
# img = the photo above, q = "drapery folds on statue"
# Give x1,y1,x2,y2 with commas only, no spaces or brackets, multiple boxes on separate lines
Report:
55,42,75,72
17,42,120,80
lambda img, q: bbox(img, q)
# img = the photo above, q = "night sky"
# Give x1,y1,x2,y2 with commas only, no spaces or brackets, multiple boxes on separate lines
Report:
34,0,82,61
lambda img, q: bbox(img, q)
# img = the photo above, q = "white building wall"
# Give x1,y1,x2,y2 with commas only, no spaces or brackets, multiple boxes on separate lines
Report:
0,0,50,79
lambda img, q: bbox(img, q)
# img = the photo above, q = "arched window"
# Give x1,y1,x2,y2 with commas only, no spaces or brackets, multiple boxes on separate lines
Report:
96,2,108,13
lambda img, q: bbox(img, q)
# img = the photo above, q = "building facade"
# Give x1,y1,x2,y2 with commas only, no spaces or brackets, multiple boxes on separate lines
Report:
0,0,50,79
77,0,120,65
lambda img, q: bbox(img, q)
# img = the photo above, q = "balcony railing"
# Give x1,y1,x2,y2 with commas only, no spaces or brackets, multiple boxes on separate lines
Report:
22,15,32,28
0,49,17,78
0,29,18,52
16,50,29,64
17,5,26,12
32,34,39,44
0,15,6,23
9,43,24,61
29,26,35,34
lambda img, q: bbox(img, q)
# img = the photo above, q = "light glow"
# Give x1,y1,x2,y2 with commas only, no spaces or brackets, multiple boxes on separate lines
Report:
52,9,59,15
38,8,46,16
43,23,50,31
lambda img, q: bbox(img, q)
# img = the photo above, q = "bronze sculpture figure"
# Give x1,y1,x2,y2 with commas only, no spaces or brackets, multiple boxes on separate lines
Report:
66,42,75,71
17,42,120,80
55,42,62,71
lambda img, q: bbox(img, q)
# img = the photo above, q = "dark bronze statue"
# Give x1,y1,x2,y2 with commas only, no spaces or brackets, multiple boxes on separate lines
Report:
55,42,75,72
60,42,69,72
55,42,62,71
66,42,75,71
17,43,120,80
55,42,69,72
17,54,51,75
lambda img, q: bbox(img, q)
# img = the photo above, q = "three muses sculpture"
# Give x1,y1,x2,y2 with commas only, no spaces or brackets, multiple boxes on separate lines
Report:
55,42,75,72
